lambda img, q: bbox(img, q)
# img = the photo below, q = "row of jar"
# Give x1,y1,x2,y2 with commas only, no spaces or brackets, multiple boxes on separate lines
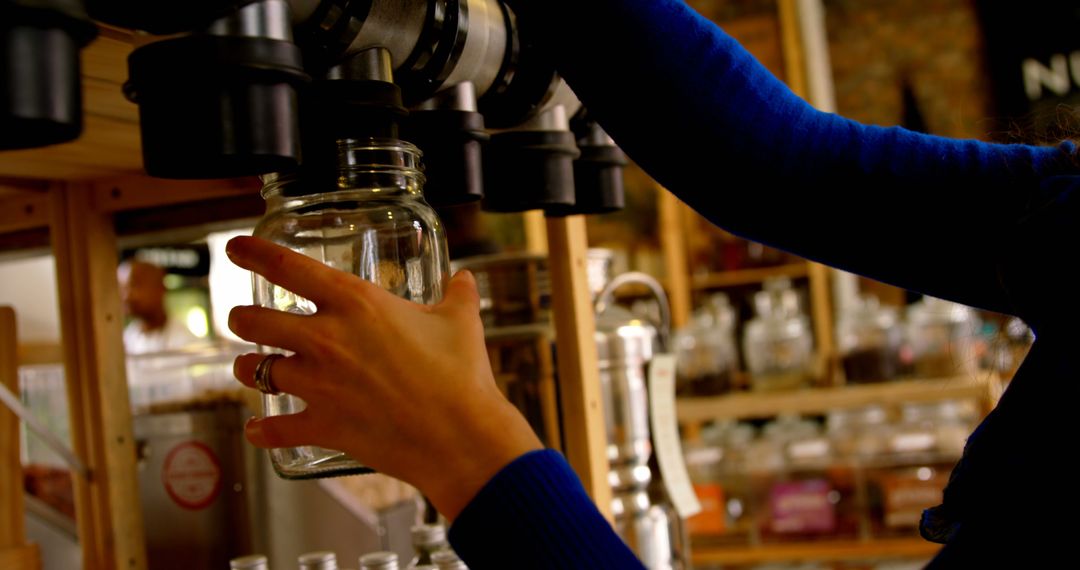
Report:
680,402,975,544
229,524,465,570
674,278,1029,396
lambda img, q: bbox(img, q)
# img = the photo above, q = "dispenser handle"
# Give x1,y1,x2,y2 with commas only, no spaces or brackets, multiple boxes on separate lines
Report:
594,272,672,352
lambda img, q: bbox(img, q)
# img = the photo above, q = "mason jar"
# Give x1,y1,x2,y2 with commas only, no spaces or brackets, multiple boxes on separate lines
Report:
252,137,450,479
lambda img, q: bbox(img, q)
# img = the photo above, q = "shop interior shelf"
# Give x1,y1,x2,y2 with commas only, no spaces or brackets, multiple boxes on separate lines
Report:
676,374,1002,423
691,537,941,566
691,262,810,290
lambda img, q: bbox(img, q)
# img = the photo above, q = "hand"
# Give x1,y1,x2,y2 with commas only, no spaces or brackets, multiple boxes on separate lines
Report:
226,236,542,520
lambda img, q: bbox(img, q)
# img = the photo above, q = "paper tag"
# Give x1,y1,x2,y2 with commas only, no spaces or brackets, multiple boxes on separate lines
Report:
649,353,702,518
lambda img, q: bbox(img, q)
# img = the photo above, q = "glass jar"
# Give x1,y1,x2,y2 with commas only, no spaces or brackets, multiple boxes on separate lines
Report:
837,296,905,384
906,296,979,378
864,401,970,538
253,138,450,479
743,279,814,392
758,418,859,543
674,294,739,396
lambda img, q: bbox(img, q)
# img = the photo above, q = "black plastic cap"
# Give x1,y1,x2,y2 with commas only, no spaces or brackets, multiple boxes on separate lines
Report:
482,130,579,213
125,35,309,179
1,2,96,151
403,109,488,206
570,144,627,214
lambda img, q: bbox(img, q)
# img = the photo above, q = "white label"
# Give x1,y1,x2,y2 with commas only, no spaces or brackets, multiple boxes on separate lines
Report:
649,353,702,518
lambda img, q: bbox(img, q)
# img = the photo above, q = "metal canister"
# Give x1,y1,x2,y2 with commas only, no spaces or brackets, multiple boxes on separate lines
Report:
592,269,671,466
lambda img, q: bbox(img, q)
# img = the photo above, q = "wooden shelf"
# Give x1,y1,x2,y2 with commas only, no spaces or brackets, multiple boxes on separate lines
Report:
691,538,940,565
677,375,1001,422
691,263,809,290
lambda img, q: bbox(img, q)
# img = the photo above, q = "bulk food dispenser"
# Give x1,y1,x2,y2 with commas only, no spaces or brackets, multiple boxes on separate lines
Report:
0,1,682,568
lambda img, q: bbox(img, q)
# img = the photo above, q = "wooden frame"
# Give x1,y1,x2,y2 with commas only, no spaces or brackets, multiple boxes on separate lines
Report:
1,307,42,570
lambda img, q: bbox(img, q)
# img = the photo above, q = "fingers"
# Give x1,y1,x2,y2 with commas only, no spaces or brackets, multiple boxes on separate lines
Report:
228,305,320,353
233,352,309,396
435,269,482,318
244,412,318,449
226,236,345,310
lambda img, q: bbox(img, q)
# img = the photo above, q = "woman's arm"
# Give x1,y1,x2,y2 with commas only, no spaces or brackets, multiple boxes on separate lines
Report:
521,0,1078,314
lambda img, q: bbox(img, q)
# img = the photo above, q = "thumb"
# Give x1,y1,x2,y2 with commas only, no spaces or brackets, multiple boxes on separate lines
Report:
437,269,482,316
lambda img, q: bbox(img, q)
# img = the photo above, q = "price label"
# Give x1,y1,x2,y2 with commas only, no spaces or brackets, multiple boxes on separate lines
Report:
649,353,701,518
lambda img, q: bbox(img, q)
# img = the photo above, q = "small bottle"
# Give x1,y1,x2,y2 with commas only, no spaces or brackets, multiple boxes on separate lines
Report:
359,552,399,570
230,555,269,570
299,551,338,570
431,549,469,570
410,524,449,567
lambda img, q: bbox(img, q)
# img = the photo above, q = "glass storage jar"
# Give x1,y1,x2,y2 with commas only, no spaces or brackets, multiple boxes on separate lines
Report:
865,401,970,538
906,296,979,378
743,279,814,392
253,137,450,479
674,294,739,396
837,296,905,384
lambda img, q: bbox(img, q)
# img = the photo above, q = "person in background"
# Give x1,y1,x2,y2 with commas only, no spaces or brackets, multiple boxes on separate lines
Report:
117,258,199,354
228,0,1080,567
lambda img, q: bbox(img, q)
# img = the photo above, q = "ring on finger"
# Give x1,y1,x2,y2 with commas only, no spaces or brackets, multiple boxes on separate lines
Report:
254,353,285,396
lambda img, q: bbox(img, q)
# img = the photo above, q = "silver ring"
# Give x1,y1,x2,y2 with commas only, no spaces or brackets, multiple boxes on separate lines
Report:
254,354,285,395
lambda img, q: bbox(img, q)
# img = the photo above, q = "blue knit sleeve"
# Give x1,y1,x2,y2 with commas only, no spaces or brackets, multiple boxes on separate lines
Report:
447,449,645,570
519,0,1079,315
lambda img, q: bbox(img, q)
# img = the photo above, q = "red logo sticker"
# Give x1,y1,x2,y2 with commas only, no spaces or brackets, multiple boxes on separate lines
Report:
162,441,222,510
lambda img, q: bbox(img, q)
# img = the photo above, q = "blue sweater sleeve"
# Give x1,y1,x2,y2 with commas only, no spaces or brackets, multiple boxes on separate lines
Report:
518,0,1079,315
448,449,645,570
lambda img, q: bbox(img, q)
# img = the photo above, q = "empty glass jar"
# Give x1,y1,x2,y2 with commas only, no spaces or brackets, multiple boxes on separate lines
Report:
906,296,979,378
743,279,815,392
253,137,450,479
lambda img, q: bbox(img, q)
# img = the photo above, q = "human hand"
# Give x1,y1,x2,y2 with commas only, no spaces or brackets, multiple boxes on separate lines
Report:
226,236,542,520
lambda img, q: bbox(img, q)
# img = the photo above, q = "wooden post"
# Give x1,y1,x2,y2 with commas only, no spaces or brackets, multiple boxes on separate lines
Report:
657,189,692,329
544,215,612,522
807,262,836,385
50,183,146,570
523,210,549,255
1,307,41,570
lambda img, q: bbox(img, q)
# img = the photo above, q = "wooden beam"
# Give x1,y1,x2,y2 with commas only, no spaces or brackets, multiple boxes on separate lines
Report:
807,261,836,385
17,343,65,367
544,215,612,521
50,183,147,570
777,0,809,100
90,176,260,214
657,189,692,329
0,544,41,570
693,538,939,566
0,308,27,553
676,375,1000,423
523,210,548,254
0,193,49,235
692,263,810,290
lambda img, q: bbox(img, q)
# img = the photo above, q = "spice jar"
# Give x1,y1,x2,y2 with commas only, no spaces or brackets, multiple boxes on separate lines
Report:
837,296,905,384
674,294,739,396
253,138,450,479
906,297,979,378
743,279,814,392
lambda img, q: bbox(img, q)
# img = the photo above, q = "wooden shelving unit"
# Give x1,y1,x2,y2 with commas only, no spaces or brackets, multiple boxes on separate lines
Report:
677,374,1003,423
691,263,810,290
692,538,940,566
